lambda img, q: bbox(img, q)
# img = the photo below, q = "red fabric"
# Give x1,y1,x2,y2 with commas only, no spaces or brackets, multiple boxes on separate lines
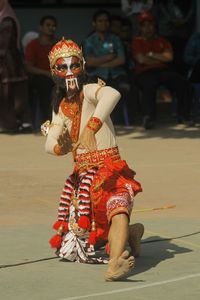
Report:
49,234,62,249
53,221,68,232
78,216,91,230
88,231,97,245
132,36,172,73
25,38,52,70
51,158,142,247
90,158,142,242
94,158,141,197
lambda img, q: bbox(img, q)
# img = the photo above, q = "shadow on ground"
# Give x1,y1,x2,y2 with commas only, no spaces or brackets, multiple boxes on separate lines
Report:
115,122,200,139
115,231,200,282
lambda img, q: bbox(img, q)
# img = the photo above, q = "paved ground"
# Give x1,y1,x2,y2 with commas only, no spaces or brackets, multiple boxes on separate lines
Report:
0,122,200,300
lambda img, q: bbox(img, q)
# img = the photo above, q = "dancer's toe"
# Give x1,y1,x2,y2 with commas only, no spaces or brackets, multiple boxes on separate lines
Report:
104,252,135,281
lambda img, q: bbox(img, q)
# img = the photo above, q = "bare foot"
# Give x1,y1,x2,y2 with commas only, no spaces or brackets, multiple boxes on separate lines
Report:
104,250,135,281
128,223,144,257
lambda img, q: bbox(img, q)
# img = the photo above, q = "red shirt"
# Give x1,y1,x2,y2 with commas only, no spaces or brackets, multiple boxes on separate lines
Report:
132,36,172,73
25,38,54,71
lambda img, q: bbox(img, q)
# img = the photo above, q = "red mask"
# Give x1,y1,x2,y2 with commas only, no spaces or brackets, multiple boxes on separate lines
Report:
53,56,83,91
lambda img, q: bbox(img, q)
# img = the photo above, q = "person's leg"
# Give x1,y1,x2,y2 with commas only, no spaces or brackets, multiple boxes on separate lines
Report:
0,82,18,131
28,76,41,132
128,223,144,257
108,76,129,125
192,84,200,122
135,70,159,128
95,222,144,257
35,75,54,123
105,213,135,281
109,213,129,258
14,80,32,131
159,70,193,122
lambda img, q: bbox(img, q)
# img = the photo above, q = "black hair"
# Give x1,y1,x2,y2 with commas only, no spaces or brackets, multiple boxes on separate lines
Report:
92,9,111,23
51,72,96,114
40,15,57,26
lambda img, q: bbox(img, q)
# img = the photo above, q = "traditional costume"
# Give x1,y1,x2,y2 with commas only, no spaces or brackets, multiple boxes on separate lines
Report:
42,38,142,263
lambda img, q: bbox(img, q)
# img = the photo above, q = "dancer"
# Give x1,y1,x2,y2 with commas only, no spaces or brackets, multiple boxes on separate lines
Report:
42,38,144,281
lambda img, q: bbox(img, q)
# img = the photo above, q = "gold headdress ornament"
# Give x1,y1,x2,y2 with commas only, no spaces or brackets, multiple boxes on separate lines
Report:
48,37,84,69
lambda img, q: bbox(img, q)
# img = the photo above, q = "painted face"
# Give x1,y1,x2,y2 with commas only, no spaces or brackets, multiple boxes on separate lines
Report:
53,56,83,91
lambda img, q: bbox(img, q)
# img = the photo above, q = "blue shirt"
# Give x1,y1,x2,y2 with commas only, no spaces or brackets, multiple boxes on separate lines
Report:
184,32,200,67
83,32,126,79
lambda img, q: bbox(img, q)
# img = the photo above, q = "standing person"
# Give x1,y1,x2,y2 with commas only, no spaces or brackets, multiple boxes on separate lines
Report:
25,15,57,131
153,0,196,76
131,11,193,129
119,17,139,124
183,32,200,122
42,38,144,281
0,0,30,133
121,0,154,36
110,14,135,126
184,32,200,83
82,9,129,126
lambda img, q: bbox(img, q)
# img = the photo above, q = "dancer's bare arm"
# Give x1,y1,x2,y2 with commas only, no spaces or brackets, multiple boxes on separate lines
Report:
73,127,97,152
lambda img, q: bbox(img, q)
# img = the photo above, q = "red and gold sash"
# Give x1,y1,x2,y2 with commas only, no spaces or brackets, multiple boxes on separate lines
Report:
60,91,84,143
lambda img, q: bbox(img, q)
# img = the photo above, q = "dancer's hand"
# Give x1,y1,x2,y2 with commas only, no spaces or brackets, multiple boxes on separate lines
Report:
73,127,97,152
57,127,73,154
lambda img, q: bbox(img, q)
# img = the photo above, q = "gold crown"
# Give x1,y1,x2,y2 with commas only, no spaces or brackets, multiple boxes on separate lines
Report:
48,38,83,68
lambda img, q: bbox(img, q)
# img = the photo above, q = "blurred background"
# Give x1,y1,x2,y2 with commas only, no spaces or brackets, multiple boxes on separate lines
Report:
11,0,123,44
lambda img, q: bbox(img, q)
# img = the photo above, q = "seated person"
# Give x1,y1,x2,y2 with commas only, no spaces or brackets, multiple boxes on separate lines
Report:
131,11,193,129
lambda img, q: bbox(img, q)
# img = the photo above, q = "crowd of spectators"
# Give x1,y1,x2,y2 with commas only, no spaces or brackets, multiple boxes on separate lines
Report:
132,11,193,129
0,0,199,134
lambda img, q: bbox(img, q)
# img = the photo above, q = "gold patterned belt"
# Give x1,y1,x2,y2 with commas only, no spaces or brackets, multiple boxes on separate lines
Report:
74,146,121,170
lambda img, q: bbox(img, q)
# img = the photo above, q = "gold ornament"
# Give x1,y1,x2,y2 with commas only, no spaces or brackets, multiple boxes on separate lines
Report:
91,220,96,231
71,195,79,210
57,224,64,235
48,38,84,69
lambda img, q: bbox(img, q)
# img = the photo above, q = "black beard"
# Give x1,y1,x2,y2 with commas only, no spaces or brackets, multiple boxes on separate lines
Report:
52,74,66,89
51,72,94,114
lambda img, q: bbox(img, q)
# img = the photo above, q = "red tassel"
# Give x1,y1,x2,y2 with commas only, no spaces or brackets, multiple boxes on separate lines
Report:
53,221,68,232
78,216,91,230
88,231,97,245
49,234,62,249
